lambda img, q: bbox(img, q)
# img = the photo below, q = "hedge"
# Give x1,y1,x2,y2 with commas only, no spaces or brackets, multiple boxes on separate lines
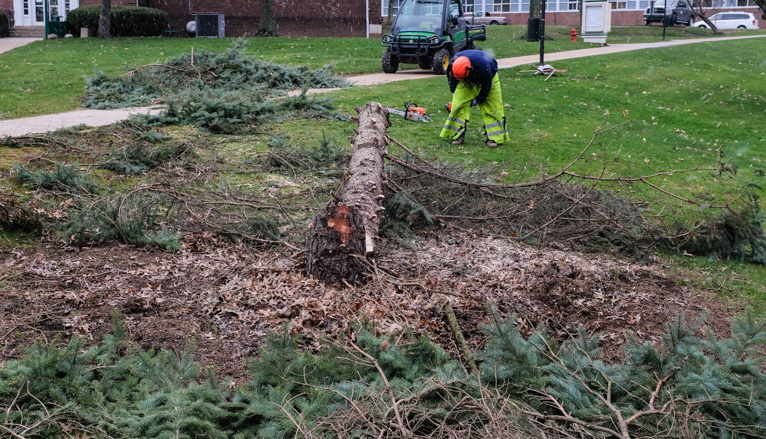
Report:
0,10,9,38
66,5,168,37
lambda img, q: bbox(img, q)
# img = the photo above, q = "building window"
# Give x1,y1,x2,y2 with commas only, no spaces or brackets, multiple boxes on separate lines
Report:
24,0,29,15
568,0,580,10
382,0,404,17
610,1,629,9
493,0,512,13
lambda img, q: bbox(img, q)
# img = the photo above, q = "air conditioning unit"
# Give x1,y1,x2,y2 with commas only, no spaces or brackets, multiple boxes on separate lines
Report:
195,13,225,38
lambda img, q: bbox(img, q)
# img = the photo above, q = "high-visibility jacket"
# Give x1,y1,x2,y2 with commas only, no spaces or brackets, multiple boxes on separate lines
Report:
441,51,509,145
447,50,497,106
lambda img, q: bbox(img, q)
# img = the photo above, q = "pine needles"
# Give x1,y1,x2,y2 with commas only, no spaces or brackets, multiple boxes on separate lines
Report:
83,39,349,133
2,310,764,438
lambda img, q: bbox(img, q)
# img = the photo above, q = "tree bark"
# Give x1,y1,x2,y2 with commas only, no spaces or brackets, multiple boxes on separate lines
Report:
257,0,277,36
306,102,391,284
99,0,111,38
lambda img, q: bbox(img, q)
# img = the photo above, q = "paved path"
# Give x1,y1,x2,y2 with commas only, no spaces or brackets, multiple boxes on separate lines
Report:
0,37,41,55
1,34,763,137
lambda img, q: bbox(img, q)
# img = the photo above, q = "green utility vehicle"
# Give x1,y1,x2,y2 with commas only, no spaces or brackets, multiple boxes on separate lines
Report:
381,0,486,75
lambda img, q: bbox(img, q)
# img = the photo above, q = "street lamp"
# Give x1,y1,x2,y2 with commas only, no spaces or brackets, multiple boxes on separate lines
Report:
44,0,49,40
662,0,667,40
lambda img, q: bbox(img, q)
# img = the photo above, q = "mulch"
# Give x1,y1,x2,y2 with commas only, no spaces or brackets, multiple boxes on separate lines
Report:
0,227,735,383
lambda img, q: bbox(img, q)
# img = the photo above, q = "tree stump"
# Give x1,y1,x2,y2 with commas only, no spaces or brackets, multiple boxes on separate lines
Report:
306,102,391,284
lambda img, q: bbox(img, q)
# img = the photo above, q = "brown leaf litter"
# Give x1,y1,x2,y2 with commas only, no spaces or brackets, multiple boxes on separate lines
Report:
0,228,734,382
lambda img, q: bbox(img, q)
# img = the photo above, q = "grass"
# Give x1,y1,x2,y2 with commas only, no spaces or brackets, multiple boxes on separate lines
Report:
0,24,759,119
330,37,766,218
1,28,765,311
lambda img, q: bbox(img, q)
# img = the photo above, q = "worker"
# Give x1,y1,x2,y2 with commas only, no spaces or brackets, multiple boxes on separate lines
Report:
440,50,509,148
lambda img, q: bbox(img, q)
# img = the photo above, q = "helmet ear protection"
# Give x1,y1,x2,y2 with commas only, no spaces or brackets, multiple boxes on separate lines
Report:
452,56,471,80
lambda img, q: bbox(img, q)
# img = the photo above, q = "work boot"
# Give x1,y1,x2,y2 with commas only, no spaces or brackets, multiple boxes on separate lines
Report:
485,139,498,148
451,134,465,145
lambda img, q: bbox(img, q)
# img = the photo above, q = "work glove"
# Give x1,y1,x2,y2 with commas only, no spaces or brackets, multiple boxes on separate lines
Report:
471,99,479,107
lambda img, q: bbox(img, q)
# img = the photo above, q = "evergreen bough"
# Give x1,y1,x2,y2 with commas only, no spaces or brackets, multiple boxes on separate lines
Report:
480,304,766,438
2,310,765,438
83,39,349,133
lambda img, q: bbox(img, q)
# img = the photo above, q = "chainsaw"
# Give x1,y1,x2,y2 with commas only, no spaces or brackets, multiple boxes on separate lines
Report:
387,102,432,123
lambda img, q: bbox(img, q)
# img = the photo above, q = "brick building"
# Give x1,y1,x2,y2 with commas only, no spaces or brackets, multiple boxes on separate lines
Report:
1,0,762,36
1,0,383,37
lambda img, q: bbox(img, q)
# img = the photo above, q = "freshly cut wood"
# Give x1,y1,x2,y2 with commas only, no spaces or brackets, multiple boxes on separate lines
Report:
306,102,391,284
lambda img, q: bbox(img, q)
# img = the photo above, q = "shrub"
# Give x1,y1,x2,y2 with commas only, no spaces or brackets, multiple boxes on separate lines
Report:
111,6,168,37
0,10,9,38
66,5,168,37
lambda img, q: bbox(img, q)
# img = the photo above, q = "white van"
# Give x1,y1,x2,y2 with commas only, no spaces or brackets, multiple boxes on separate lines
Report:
695,12,759,29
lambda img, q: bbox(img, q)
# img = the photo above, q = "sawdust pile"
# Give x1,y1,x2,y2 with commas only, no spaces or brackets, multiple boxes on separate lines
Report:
0,228,728,381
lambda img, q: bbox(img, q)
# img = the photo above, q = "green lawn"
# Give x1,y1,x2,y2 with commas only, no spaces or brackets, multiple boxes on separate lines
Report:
0,24,758,119
1,29,765,310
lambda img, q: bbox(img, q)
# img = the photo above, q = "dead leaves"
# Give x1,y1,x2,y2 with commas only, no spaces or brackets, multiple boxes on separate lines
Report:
0,228,712,380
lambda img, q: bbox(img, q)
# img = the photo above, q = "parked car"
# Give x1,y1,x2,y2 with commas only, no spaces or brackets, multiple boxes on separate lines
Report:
694,12,759,29
643,0,695,26
468,11,508,25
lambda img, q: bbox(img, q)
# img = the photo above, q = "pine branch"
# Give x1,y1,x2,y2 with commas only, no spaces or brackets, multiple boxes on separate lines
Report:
348,338,412,439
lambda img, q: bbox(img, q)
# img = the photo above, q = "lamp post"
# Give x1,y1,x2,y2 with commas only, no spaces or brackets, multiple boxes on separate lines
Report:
43,0,49,40
662,0,667,40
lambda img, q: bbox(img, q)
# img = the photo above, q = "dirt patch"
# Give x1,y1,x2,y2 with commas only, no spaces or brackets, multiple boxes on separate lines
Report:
0,228,734,382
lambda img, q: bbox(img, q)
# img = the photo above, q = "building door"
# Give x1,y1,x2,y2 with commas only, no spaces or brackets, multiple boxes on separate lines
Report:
31,0,77,25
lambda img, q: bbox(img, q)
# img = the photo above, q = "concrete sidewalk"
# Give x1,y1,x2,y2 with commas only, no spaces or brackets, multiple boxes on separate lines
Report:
1,34,763,137
0,37,41,55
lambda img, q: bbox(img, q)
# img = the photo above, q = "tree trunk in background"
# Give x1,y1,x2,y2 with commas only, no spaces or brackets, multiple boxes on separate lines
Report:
257,0,277,36
530,0,541,19
306,102,391,285
753,0,766,19
527,0,541,41
99,0,111,38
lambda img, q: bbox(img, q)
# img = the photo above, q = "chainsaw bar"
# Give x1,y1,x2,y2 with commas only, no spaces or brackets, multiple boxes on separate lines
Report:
387,103,433,123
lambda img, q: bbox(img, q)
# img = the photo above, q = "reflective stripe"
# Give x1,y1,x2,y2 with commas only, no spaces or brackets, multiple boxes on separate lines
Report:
487,129,508,137
485,122,502,129
447,116,466,126
442,124,460,133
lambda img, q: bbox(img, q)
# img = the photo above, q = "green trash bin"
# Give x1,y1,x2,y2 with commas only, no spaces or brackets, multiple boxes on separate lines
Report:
49,15,67,37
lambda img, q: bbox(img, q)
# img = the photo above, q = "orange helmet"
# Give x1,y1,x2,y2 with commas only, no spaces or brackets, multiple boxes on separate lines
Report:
452,56,471,80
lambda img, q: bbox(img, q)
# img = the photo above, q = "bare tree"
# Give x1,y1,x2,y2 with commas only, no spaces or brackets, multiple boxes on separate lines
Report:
755,0,766,18
257,0,277,36
689,0,722,33
387,0,396,28
99,0,111,38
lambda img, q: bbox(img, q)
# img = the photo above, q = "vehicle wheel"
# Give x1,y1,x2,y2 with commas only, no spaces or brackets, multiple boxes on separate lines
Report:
687,17,694,26
645,20,651,26
418,59,432,70
698,24,707,28
489,20,498,25
737,25,746,29
432,48,451,75
670,13,677,25
382,48,399,74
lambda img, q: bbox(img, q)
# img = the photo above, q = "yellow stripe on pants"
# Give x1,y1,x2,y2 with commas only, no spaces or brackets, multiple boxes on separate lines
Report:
440,73,509,145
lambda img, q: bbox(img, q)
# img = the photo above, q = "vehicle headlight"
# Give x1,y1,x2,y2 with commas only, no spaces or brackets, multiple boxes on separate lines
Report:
383,35,393,43
428,36,440,44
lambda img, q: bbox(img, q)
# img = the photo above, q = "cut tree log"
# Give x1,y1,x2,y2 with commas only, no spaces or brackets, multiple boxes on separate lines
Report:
306,102,391,284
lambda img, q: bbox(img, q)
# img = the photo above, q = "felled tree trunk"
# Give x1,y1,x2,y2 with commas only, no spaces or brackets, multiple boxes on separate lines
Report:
306,102,391,284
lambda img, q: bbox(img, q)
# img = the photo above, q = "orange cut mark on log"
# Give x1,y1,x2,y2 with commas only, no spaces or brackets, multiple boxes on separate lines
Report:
327,204,352,244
